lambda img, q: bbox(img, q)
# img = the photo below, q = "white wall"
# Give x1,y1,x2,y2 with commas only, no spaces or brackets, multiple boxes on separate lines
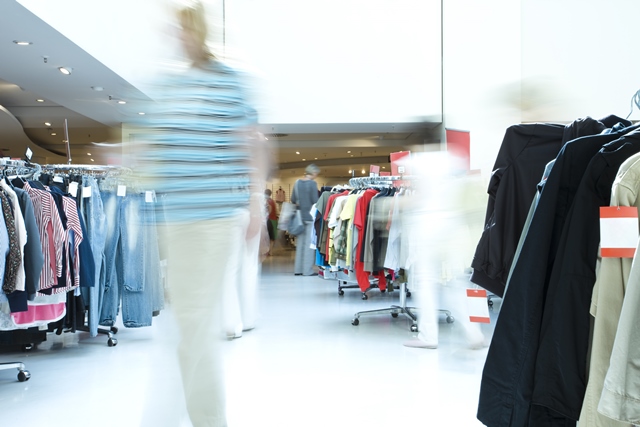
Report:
224,0,442,125
442,0,523,175
521,0,640,123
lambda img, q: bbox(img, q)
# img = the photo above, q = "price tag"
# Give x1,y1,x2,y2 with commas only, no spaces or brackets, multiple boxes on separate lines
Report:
466,289,491,323
53,175,64,183
82,186,92,198
25,148,33,161
68,182,79,197
117,185,127,197
145,191,155,203
600,207,639,258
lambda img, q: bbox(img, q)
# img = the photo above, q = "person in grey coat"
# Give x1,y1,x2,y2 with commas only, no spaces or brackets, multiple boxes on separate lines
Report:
291,164,320,276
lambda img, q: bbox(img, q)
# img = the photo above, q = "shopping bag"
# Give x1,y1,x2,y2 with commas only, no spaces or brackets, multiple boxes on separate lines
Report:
288,209,305,236
278,201,297,231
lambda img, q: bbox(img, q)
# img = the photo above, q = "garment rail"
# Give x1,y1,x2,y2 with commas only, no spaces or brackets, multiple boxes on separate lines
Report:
347,175,454,332
0,160,40,382
39,164,134,347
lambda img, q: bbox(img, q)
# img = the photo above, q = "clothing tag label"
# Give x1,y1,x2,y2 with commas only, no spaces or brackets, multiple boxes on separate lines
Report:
145,191,155,203
53,175,64,183
82,186,92,198
117,185,127,197
600,206,639,258
466,289,490,323
68,182,79,197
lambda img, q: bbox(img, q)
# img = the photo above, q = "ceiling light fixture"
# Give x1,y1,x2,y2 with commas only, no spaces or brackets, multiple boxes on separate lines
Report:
51,132,57,136
118,100,126,104
361,169,366,174
13,40,32,46
295,151,300,155
58,67,72,75
90,158,95,162
347,151,351,153
138,112,145,115
302,158,306,161
87,153,92,156
44,122,51,126
348,169,352,174
36,99,44,103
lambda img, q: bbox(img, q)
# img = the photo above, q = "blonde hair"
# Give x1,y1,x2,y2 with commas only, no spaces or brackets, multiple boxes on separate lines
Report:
177,1,215,61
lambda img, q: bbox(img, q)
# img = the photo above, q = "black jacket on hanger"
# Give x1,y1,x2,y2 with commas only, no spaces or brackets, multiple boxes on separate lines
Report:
477,122,640,427
529,130,640,426
470,118,610,297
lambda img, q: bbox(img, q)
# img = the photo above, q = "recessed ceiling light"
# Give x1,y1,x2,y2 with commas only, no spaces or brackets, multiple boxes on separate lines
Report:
51,132,57,136
361,169,366,174
118,100,126,104
347,151,351,153
302,158,306,161
44,122,51,126
314,157,318,160
58,67,72,75
138,112,145,115
90,158,95,162
350,155,354,157
348,169,352,173
295,151,300,155
13,40,32,46
382,166,386,169
87,153,92,156
36,99,44,103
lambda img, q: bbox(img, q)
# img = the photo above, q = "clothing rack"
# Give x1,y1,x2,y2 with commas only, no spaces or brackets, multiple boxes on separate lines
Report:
40,164,129,346
40,164,132,178
0,160,40,382
347,175,454,332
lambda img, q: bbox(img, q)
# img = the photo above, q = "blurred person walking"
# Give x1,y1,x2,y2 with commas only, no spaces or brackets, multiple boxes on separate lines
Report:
291,164,320,276
132,2,263,426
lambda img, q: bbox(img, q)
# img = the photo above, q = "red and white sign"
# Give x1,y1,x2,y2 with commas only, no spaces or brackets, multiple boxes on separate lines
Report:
466,289,490,323
390,151,411,176
369,165,380,177
600,206,639,258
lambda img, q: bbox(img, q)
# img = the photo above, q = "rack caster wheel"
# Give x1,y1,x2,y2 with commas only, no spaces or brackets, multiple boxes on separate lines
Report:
391,313,399,318
338,289,344,296
22,344,33,352
406,291,412,297
107,338,118,347
110,327,119,334
446,316,455,324
361,293,368,300
351,318,359,326
410,324,418,332
17,370,30,382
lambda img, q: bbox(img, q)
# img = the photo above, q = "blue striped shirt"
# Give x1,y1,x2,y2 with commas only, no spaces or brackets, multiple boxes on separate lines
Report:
134,60,257,223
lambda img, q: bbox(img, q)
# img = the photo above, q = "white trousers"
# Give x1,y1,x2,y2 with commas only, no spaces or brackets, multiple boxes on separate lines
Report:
164,214,246,427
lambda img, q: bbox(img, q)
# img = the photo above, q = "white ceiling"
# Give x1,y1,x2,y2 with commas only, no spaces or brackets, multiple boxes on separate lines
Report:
0,0,439,176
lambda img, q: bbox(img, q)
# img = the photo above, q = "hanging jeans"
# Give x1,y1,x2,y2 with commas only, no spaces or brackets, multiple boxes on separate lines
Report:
294,221,316,275
163,211,247,427
81,176,107,337
99,188,151,327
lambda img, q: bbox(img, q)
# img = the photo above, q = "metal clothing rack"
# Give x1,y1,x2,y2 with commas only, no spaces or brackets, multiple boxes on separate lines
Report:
0,160,40,382
347,175,454,332
39,164,132,347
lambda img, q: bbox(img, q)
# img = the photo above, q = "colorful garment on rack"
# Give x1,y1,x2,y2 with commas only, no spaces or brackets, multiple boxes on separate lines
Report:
22,182,65,293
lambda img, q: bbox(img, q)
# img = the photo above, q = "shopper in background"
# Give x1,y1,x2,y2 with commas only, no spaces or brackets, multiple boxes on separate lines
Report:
291,164,321,276
131,2,263,426
265,188,277,255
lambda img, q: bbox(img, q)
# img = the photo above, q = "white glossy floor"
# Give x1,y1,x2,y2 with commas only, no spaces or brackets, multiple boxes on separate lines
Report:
0,248,499,427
